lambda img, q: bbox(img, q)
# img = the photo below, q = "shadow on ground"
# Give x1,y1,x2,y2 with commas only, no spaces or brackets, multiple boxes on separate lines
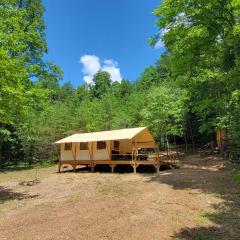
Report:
62,164,171,174
0,186,39,204
145,155,240,240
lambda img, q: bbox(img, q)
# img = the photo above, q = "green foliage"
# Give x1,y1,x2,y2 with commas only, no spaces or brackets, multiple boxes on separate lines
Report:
136,66,161,90
152,0,240,141
229,90,240,144
2,0,240,166
90,71,111,98
233,171,240,183
0,48,28,125
0,0,63,165
141,83,186,139
0,0,55,126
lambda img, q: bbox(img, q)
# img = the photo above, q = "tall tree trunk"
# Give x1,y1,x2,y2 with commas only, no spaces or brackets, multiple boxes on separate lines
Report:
166,132,170,155
184,134,188,153
173,135,177,147
189,124,195,150
0,139,3,166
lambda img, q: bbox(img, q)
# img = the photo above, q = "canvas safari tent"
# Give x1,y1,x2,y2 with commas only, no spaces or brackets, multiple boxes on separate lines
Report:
54,127,161,173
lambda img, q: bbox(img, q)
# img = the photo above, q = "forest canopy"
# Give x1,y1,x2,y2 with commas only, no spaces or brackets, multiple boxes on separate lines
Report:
0,0,240,165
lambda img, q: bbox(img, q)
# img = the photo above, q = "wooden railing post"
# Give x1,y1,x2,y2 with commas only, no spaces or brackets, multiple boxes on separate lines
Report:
91,142,94,172
71,143,77,172
54,144,61,173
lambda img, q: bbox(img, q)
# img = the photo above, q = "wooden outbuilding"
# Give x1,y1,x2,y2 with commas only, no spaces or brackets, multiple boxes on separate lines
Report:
54,127,161,173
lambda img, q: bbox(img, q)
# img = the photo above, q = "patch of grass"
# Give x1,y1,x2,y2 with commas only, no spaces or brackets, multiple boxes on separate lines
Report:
1,160,56,172
195,233,210,240
171,211,180,226
0,164,57,184
0,204,5,213
195,212,208,225
233,171,240,183
0,194,15,201
97,184,131,197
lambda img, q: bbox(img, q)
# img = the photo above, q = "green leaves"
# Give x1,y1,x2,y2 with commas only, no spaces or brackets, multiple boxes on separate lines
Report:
0,0,50,127
152,0,240,143
0,1,63,165
141,82,186,138
90,71,112,98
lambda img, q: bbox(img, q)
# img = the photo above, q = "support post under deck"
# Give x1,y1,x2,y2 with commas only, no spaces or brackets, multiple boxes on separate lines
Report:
111,164,116,173
58,161,61,173
91,163,95,172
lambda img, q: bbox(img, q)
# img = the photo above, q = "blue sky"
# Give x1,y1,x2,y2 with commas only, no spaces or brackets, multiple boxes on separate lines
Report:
43,0,163,87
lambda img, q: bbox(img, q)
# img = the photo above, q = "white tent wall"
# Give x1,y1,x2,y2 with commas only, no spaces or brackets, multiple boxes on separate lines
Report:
60,143,74,161
60,140,156,161
76,142,92,161
61,141,111,161
75,140,133,161
60,140,135,161
92,141,111,160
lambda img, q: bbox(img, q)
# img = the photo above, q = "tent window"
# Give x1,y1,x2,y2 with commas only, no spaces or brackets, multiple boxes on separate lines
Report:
64,143,72,151
80,142,88,150
97,141,106,150
113,141,120,149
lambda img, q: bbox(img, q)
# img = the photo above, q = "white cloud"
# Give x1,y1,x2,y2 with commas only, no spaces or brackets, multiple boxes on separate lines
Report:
79,55,122,84
80,55,100,76
155,39,165,49
102,65,122,82
103,59,118,67
102,59,121,82
155,28,169,49
83,75,93,85
154,13,191,49
174,12,191,26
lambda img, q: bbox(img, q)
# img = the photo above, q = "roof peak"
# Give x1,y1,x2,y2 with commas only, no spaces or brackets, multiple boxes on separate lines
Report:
75,127,146,135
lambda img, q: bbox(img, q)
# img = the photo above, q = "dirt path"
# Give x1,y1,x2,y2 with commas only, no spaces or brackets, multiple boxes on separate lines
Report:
0,155,239,240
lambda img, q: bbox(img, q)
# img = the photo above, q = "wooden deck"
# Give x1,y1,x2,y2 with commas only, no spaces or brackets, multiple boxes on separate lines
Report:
58,158,178,173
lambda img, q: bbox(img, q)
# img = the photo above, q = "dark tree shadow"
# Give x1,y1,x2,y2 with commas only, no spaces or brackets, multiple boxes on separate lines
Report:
144,155,240,240
64,164,172,174
0,186,39,204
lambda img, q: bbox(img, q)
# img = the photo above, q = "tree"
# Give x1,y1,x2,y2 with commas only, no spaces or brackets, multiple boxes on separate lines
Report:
0,0,56,126
90,71,111,98
111,79,133,98
36,62,64,101
141,83,186,145
152,0,240,140
136,66,161,90
0,0,62,165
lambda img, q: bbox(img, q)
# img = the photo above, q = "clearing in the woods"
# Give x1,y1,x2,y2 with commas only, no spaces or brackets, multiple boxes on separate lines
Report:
0,154,240,240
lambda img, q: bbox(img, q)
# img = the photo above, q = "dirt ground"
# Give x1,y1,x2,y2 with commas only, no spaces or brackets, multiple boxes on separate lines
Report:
0,154,240,240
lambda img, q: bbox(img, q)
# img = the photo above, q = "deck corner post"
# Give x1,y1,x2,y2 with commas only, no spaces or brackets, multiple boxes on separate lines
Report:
72,164,76,172
133,165,137,174
111,164,116,173
91,164,95,172
58,162,61,173
155,164,160,175
132,163,137,174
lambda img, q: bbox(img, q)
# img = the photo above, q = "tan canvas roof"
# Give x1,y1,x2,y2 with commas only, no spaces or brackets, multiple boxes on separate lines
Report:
54,127,157,147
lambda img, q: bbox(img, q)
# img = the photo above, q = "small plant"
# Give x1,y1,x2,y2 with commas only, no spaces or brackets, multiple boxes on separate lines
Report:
233,171,240,183
195,212,208,225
